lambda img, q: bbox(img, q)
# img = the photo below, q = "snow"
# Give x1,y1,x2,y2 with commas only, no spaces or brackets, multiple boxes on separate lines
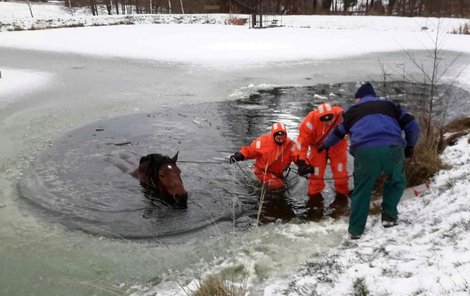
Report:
1,2,470,296
1,17,470,67
0,68,54,104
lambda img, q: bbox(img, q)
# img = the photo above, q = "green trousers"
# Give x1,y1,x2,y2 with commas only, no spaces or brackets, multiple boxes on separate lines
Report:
349,146,406,236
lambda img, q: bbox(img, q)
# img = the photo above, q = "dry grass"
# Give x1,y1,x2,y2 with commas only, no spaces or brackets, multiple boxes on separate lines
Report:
191,275,246,296
440,116,470,149
224,16,248,26
452,23,470,35
405,139,448,187
371,117,470,200
367,116,470,215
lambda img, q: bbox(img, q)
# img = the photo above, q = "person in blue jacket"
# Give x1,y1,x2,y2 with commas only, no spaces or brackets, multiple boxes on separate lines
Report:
319,82,420,239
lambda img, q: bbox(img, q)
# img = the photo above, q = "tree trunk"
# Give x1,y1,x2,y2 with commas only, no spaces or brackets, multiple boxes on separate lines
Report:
321,0,332,14
26,1,34,18
387,0,395,15
115,0,120,14
90,0,96,16
67,0,74,16
168,0,171,13
106,0,112,14
179,0,184,13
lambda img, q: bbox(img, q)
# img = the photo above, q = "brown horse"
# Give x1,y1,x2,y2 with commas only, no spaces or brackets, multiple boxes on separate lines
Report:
107,151,188,208
135,152,188,208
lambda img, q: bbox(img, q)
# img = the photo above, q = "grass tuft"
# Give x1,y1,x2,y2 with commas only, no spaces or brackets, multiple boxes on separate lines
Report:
191,275,246,296
353,278,369,296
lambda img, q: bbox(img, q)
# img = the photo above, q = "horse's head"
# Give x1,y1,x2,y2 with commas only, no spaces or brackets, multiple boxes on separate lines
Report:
138,152,188,208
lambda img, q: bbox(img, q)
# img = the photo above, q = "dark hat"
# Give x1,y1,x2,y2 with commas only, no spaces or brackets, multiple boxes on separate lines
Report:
354,82,376,99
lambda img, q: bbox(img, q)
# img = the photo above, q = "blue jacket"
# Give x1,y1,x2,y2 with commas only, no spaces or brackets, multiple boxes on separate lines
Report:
324,96,420,155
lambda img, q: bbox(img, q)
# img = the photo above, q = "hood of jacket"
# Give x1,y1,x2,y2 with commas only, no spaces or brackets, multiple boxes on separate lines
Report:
271,122,287,137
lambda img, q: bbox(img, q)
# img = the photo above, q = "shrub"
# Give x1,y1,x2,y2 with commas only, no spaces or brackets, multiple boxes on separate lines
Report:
452,23,470,35
225,16,247,26
371,117,451,201
353,278,369,296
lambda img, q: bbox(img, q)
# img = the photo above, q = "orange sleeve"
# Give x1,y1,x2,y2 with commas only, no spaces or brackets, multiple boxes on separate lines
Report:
240,137,261,160
297,114,314,160
289,140,300,164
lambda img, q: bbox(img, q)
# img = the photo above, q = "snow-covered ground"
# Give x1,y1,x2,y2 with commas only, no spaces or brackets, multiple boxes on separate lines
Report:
1,2,470,296
264,134,470,295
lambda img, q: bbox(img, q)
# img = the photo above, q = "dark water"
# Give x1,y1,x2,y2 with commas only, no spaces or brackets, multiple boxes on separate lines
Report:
18,81,470,239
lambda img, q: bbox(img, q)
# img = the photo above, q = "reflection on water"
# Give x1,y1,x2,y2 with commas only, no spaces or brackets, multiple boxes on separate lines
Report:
18,81,470,240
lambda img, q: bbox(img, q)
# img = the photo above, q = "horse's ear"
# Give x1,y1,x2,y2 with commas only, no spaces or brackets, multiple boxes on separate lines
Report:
171,151,179,163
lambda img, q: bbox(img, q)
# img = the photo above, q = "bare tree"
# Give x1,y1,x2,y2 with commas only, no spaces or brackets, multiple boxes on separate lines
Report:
400,21,465,146
25,0,34,17
179,0,185,13
387,0,396,15
66,0,74,16
90,0,98,15
321,0,333,14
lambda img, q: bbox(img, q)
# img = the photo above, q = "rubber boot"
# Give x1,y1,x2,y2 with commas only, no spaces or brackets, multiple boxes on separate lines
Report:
305,193,324,221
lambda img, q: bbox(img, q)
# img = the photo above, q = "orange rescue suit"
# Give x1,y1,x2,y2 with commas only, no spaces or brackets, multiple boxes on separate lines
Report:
240,122,298,190
297,103,349,196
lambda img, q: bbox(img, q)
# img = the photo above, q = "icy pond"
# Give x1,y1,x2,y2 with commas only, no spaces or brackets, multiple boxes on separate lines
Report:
1,47,470,295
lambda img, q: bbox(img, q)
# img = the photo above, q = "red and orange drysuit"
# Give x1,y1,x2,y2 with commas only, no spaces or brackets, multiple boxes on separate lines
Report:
297,102,349,197
239,122,298,190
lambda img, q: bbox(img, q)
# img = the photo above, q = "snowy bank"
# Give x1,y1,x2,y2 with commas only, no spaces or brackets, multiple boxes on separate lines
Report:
264,133,470,295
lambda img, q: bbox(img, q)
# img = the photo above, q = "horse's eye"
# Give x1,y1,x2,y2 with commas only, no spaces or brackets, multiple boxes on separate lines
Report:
159,174,165,179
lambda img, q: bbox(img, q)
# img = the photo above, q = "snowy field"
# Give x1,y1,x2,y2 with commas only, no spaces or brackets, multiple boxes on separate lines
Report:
1,2,470,296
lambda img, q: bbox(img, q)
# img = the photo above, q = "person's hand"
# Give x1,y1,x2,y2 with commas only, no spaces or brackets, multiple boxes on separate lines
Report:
297,159,309,176
230,152,244,164
404,146,414,158
317,145,327,153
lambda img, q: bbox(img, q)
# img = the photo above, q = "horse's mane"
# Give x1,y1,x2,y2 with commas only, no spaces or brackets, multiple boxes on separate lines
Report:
140,153,175,189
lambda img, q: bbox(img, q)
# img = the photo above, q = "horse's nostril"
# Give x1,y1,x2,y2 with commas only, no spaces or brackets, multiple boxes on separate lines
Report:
174,194,188,209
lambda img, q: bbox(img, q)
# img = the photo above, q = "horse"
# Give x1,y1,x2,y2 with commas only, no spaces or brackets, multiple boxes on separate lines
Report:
106,151,188,208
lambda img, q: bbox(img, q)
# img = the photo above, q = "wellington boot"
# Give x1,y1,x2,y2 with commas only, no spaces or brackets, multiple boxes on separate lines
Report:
305,193,324,221
329,192,349,219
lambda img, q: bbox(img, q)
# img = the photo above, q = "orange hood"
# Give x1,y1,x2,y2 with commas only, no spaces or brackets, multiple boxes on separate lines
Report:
270,122,287,137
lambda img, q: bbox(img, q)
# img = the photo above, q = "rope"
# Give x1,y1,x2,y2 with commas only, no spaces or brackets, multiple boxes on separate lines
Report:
231,159,260,190
256,162,270,226
177,160,224,164
290,167,354,180
233,160,253,179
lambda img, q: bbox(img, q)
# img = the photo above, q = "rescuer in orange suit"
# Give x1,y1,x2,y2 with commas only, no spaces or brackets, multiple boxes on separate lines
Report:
230,122,299,191
297,102,349,212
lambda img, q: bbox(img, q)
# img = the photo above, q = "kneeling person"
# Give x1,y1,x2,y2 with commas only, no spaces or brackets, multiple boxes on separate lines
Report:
230,122,298,190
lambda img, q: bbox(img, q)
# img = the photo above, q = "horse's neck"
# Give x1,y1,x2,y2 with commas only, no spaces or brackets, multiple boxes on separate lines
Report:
105,152,141,175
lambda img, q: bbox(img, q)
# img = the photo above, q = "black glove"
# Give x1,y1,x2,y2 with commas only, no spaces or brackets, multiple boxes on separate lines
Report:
404,146,414,158
298,159,309,177
317,144,327,153
230,152,244,164
307,166,316,174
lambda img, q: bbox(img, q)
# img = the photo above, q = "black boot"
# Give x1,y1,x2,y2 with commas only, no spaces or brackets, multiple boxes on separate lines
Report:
329,192,349,219
381,210,398,228
305,193,324,221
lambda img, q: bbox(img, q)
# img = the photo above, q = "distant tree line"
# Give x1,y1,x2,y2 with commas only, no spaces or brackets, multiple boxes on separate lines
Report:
64,0,470,18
